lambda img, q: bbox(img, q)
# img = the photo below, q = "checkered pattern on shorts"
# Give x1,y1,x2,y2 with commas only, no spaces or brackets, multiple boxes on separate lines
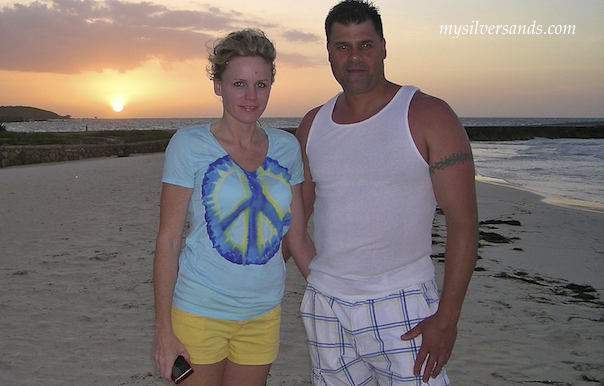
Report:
300,280,451,386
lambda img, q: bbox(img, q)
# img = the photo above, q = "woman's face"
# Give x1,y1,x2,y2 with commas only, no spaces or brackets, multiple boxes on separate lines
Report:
214,56,273,126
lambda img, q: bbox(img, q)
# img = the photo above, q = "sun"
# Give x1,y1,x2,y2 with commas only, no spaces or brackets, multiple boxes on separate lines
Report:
112,103,123,112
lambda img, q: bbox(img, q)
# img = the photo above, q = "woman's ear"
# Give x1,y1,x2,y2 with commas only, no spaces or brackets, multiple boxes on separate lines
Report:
213,79,222,96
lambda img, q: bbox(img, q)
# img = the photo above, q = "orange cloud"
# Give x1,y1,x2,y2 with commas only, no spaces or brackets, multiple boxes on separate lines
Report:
0,0,321,75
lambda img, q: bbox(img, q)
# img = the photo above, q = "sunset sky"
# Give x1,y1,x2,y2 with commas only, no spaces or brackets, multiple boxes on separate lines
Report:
1,0,603,119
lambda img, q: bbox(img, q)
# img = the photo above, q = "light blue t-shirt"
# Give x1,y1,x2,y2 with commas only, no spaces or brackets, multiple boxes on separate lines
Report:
162,123,304,320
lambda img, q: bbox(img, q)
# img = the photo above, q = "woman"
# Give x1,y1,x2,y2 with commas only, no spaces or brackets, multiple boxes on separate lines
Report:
152,29,314,386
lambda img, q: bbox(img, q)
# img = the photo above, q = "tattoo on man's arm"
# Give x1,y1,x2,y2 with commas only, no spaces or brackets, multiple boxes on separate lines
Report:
429,152,473,174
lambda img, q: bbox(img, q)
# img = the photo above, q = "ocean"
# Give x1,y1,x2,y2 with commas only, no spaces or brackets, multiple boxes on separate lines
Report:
4,117,604,207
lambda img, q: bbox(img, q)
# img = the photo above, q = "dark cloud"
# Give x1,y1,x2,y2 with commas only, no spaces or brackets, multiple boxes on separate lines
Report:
277,52,325,69
0,0,315,74
282,29,321,43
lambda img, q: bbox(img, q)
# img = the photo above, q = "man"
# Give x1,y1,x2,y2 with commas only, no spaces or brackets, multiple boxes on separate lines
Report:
296,1,478,385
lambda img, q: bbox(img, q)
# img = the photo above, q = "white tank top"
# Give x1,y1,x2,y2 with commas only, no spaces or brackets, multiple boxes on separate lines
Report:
306,86,437,300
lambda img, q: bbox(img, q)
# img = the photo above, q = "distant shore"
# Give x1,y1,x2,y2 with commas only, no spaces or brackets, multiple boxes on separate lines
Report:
0,106,70,122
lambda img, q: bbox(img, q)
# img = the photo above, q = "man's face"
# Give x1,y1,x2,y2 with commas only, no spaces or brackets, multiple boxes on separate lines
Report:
327,20,386,94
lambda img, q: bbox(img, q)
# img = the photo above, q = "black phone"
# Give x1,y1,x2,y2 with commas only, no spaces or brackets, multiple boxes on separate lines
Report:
171,355,194,384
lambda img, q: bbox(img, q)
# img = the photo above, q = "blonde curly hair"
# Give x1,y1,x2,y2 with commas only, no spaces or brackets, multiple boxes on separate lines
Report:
207,29,276,83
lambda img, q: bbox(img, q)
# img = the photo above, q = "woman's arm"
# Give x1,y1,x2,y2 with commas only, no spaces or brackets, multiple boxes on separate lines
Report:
152,183,193,381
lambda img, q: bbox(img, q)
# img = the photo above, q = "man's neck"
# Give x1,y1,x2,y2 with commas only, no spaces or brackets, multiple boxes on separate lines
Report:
333,81,401,124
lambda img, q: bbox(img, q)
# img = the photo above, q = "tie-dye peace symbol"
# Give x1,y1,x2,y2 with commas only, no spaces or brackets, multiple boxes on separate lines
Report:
202,156,292,265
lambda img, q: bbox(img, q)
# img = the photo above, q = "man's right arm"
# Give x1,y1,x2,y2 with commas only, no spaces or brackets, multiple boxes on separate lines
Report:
295,107,321,223
282,106,320,263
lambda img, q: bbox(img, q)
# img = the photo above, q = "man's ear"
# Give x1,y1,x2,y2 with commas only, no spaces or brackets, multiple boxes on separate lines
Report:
383,38,387,60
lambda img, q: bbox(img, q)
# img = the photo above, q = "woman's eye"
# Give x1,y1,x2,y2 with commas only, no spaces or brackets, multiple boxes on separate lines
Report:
234,81,244,87
257,82,267,89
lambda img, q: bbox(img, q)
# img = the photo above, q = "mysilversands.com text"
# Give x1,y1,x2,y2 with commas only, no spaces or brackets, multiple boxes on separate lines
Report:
441,21,576,38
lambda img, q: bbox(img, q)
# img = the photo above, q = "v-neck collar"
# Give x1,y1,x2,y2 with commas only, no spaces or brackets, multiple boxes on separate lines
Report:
207,124,270,173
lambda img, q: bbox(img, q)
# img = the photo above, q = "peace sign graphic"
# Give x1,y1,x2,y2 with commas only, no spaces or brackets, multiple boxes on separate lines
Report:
202,156,292,265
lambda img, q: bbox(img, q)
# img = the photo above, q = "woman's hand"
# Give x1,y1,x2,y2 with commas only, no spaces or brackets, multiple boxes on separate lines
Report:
152,328,190,381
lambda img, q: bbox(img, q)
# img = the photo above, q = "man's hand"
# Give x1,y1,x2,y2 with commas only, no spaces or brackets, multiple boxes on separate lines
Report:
400,312,457,382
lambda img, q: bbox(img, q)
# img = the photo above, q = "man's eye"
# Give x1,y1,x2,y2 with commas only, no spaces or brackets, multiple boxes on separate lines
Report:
338,44,348,50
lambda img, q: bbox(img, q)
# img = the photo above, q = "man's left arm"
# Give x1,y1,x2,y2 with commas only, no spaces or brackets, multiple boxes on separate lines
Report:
401,94,478,382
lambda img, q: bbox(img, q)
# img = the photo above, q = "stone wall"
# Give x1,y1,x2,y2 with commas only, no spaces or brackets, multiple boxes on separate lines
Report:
465,125,604,141
1,140,170,168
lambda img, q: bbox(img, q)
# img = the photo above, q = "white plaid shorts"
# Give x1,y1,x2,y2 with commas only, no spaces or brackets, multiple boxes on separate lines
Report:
300,280,451,386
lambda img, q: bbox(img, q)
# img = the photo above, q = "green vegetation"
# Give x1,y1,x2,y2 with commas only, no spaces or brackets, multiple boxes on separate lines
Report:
0,129,175,146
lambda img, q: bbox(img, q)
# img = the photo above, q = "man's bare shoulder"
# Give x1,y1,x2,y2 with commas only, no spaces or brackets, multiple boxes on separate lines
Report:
295,106,323,143
409,91,464,135
303,106,322,121
411,92,458,121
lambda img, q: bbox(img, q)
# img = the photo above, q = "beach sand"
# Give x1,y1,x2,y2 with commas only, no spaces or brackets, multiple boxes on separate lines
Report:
1,153,602,385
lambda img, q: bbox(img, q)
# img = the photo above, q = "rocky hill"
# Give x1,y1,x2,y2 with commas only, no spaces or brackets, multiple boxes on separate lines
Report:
0,106,70,123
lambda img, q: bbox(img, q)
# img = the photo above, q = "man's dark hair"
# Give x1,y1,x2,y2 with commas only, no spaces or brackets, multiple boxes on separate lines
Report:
325,0,383,43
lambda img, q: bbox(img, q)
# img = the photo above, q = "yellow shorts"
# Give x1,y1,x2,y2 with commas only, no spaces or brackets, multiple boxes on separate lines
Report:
171,305,281,366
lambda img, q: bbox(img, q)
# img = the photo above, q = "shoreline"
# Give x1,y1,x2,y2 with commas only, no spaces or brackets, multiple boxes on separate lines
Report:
1,154,602,385
476,176,604,214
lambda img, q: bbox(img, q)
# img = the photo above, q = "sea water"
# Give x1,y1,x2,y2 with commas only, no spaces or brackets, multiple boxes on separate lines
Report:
4,117,604,206
471,138,604,206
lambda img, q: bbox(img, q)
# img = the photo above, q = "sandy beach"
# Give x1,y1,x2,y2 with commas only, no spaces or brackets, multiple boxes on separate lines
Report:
1,153,602,385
